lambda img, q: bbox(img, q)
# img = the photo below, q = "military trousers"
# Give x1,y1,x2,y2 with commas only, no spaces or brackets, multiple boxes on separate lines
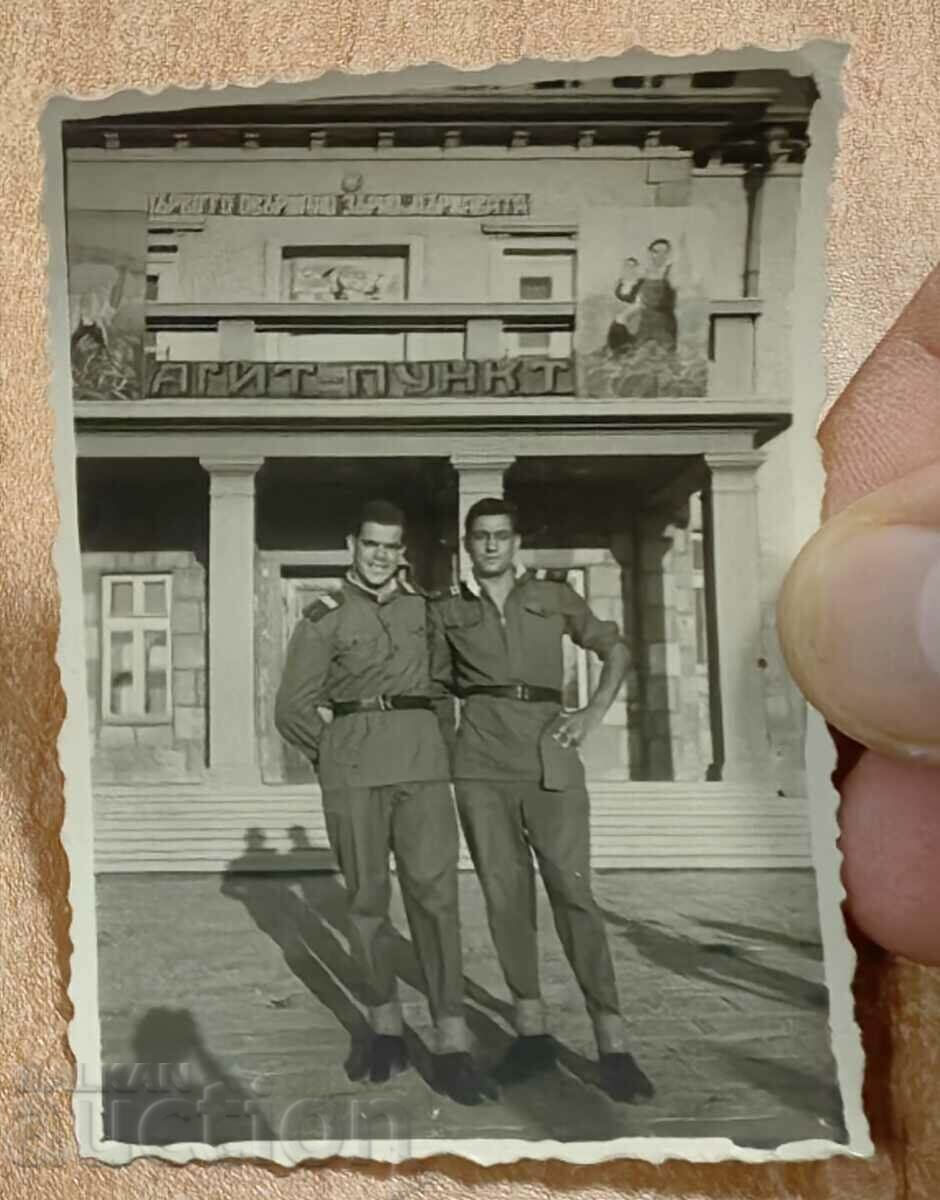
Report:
321,780,469,1053
454,779,626,1054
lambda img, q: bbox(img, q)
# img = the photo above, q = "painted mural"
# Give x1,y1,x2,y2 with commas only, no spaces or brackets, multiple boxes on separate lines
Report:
67,211,148,402
576,207,713,398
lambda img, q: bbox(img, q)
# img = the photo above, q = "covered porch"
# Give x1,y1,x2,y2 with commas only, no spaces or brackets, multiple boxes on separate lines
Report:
78,414,808,872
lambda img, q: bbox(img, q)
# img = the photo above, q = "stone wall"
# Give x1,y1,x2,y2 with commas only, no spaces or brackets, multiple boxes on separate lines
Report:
83,551,207,784
633,502,715,782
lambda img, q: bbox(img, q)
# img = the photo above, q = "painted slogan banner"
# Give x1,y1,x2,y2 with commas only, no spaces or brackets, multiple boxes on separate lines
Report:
146,357,574,400
148,191,532,219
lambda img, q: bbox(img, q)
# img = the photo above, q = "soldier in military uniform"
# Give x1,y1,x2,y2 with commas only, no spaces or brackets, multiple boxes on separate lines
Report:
429,496,655,1103
274,499,497,1107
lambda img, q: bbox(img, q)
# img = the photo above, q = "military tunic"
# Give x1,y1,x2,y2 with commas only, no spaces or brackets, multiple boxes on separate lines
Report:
428,568,624,781
275,576,450,791
428,567,628,1053
274,574,466,1051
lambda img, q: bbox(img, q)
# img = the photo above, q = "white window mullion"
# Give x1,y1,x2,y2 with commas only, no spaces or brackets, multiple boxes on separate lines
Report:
132,625,146,715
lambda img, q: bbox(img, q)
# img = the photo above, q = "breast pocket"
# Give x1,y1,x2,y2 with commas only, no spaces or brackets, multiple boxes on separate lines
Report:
521,600,566,671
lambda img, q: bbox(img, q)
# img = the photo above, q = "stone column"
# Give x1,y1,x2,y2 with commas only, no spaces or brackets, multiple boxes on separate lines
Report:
200,456,264,784
703,451,771,783
450,452,516,580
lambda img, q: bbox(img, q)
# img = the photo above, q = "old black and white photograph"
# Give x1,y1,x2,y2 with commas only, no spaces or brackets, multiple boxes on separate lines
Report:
47,48,868,1165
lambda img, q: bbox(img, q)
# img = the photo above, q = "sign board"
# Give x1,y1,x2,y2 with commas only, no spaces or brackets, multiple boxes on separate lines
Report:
148,191,532,219
145,357,574,400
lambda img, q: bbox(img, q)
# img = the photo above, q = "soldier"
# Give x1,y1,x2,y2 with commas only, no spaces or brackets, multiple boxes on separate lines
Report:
429,496,655,1103
274,499,497,1107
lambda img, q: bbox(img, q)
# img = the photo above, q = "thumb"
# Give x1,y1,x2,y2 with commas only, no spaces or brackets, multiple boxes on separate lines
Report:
777,458,940,765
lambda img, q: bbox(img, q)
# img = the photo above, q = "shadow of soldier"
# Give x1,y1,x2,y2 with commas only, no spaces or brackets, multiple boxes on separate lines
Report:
220,827,374,1081
600,906,829,1011
103,1007,273,1146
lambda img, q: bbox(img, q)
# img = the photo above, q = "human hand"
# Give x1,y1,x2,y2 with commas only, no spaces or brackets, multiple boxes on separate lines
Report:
777,262,940,964
552,705,603,750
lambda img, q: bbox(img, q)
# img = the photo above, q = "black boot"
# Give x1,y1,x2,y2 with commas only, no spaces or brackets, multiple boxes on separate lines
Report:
597,1051,655,1103
492,1034,558,1084
368,1034,410,1083
434,1052,500,1106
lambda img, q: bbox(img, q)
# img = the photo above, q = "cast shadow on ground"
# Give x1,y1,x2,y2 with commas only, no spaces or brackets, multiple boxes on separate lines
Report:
220,827,632,1140
599,907,829,1012
692,916,824,960
102,1006,273,1145
710,1042,847,1143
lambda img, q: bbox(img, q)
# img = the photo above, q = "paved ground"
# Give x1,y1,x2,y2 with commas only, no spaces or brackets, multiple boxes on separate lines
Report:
95,868,846,1151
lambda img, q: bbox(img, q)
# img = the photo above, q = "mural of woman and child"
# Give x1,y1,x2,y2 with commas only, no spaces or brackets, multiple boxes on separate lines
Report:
578,221,710,399
606,239,678,357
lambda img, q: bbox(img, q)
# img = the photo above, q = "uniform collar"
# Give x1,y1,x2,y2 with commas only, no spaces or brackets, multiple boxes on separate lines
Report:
345,568,417,604
462,561,528,599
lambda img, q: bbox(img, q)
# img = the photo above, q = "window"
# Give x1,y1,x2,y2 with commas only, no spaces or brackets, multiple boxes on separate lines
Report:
145,247,183,363
690,516,708,670
694,585,708,669
519,275,554,301
101,575,173,722
495,245,575,359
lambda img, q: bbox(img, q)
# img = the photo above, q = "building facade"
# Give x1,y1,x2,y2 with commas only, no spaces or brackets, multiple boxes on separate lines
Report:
66,70,816,871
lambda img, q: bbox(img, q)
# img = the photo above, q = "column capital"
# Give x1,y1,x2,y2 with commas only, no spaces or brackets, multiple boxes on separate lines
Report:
199,455,265,477
450,452,517,473
704,450,766,473
705,451,766,493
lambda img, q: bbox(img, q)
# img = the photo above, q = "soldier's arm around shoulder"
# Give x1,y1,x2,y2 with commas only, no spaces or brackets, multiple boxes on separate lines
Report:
426,588,461,694
274,594,342,764
426,590,461,760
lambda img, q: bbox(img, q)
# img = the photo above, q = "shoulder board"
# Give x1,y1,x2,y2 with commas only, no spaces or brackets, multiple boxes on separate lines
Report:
302,592,344,622
531,568,568,584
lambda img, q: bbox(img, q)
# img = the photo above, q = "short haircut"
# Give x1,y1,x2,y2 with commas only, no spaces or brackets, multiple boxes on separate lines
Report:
354,498,406,536
648,237,672,252
464,496,520,539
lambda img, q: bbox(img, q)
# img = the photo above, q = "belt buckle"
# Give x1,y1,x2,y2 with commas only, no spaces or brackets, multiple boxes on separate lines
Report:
515,684,530,701
377,694,392,712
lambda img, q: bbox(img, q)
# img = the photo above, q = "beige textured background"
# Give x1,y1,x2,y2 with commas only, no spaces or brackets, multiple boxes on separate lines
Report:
2,1,939,1196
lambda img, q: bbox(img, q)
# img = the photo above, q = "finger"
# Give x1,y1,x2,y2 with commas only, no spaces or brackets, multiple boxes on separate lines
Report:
839,752,940,965
777,458,940,764
776,261,940,961
820,263,940,516
777,262,940,762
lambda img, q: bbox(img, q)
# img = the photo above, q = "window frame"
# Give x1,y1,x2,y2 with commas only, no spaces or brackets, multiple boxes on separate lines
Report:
100,573,174,726
690,529,709,673
490,240,576,360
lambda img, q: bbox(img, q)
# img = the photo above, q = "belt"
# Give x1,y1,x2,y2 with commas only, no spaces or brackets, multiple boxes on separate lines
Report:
461,684,563,705
331,695,434,717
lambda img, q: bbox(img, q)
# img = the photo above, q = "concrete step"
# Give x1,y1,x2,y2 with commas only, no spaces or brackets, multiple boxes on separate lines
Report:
92,783,812,872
